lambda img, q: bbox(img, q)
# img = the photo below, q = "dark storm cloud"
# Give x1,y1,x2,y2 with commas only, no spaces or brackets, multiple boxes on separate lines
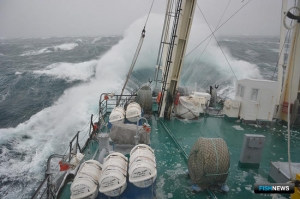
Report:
0,0,284,38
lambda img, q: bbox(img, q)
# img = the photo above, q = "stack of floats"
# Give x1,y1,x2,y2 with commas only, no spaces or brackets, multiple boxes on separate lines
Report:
70,145,157,199
129,144,157,188
71,160,103,199
109,102,142,124
99,153,128,197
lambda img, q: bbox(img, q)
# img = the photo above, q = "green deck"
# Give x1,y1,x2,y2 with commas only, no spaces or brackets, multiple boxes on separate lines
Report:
151,114,299,199
58,104,300,199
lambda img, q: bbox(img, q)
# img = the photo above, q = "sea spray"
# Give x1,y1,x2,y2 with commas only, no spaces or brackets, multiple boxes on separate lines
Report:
180,17,262,96
0,14,163,199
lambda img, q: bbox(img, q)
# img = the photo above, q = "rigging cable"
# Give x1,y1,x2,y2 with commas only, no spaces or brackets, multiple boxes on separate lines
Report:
271,4,300,81
117,0,155,106
279,4,300,181
144,0,155,29
185,0,232,84
196,3,238,80
185,0,252,58
153,0,176,87
287,8,300,181
287,25,299,181
270,28,291,81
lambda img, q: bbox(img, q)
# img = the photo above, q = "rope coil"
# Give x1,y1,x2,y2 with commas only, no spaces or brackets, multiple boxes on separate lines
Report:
188,137,230,189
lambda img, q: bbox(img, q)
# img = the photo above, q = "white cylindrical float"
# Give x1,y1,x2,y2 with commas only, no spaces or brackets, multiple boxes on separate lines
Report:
129,144,156,167
126,102,142,122
109,107,125,123
129,144,157,188
70,160,102,199
98,152,128,197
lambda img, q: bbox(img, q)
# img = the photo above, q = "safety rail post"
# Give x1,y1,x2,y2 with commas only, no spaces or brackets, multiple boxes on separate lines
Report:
76,131,81,152
68,131,81,162
31,175,50,199
105,97,107,115
32,154,66,199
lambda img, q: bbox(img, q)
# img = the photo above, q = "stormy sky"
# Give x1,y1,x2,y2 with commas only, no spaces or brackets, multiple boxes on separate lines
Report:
0,0,284,38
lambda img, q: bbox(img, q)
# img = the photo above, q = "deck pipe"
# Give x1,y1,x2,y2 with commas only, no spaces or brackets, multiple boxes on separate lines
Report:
97,133,110,163
98,148,108,164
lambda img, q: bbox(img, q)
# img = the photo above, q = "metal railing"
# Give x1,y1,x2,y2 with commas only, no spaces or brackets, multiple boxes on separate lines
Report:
32,92,138,199
98,93,137,120
32,128,92,199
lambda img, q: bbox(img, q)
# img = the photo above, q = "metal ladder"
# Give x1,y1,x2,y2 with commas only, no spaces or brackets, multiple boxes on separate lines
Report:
158,0,183,116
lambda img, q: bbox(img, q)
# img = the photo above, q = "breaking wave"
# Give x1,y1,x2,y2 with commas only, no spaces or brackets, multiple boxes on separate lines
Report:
33,60,98,82
0,13,268,199
20,42,79,56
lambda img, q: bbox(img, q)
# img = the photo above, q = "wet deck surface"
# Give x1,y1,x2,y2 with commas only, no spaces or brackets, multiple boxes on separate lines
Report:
59,111,300,199
151,114,300,199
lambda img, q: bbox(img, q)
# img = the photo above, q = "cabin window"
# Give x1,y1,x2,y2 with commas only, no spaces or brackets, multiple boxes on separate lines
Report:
237,84,245,98
251,88,259,101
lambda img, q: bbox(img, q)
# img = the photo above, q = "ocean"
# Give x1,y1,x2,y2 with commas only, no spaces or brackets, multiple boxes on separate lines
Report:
0,16,280,198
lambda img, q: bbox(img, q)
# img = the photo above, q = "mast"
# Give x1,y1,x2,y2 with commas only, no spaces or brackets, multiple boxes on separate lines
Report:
158,0,197,119
154,0,172,88
277,1,300,122
276,0,288,106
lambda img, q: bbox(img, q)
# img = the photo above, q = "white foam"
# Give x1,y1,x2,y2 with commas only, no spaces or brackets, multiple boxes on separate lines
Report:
253,174,269,183
0,14,163,198
272,194,288,199
232,125,244,131
217,85,235,99
20,42,78,56
20,48,52,56
53,42,78,51
92,37,102,44
182,18,262,99
156,176,167,199
33,60,97,82
244,184,252,192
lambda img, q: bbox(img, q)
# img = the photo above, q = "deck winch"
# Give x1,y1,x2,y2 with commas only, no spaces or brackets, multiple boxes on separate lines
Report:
188,137,230,190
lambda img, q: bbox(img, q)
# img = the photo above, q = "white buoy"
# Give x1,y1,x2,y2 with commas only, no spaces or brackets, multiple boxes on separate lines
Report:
70,160,102,199
98,152,128,197
129,144,157,188
126,102,142,122
109,107,125,123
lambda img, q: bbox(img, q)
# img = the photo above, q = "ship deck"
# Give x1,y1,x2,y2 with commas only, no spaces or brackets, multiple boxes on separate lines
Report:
58,104,300,199
151,112,300,199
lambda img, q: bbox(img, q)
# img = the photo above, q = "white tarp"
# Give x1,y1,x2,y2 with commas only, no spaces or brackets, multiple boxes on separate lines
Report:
174,96,204,119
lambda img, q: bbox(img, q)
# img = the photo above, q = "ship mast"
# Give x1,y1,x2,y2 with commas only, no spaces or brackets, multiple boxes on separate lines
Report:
277,1,300,122
158,0,197,119
276,0,288,106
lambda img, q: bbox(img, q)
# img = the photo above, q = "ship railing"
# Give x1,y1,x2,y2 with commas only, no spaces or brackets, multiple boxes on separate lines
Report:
31,175,52,199
31,154,66,199
32,115,95,199
98,92,137,120
32,93,137,199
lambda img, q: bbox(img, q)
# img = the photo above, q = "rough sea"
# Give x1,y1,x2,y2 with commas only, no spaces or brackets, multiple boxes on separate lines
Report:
0,15,280,198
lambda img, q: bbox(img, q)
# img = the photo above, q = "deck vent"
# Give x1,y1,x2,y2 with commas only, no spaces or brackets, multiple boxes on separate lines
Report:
239,134,265,168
